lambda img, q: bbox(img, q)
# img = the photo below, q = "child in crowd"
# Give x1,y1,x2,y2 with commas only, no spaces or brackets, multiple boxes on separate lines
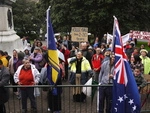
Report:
133,66,147,91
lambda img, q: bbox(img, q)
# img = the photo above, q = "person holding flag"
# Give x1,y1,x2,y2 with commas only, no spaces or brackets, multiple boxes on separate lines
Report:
111,16,141,113
46,6,62,113
98,53,115,113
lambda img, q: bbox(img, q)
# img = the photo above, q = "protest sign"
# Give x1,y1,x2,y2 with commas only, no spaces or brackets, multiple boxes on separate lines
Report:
130,30,150,40
71,27,88,42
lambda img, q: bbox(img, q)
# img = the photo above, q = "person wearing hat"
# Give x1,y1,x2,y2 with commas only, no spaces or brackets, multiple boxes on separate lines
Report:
87,46,94,66
140,49,150,74
101,48,111,64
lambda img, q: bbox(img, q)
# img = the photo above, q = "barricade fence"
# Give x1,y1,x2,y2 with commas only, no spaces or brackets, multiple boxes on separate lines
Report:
4,83,150,113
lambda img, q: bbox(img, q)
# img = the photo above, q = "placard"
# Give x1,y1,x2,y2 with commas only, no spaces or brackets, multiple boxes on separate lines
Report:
71,27,88,42
130,30,150,40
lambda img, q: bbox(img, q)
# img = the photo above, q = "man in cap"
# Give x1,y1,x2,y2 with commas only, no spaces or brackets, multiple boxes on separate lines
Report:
101,48,111,64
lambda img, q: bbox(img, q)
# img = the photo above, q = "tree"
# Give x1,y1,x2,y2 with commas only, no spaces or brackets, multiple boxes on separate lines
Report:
12,0,42,39
48,0,150,37
13,0,150,40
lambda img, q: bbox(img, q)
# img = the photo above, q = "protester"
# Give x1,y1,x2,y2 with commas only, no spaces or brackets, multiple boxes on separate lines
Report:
60,44,70,80
68,51,93,102
129,55,144,74
140,49,150,74
9,49,20,96
14,58,40,113
100,43,106,55
91,48,104,82
24,49,31,59
70,45,78,57
37,41,43,48
0,59,10,113
62,35,72,50
80,42,92,64
132,47,139,56
29,47,43,72
93,37,100,49
133,66,147,92
21,36,28,50
98,54,115,113
80,42,88,58
87,46,94,66
125,43,134,59
139,44,145,51
40,63,62,113
0,50,8,67
24,43,31,54
3,51,11,64
31,39,38,53
101,48,111,64
101,34,107,44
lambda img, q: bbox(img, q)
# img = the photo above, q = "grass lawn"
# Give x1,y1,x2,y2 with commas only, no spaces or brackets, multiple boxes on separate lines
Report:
136,41,150,51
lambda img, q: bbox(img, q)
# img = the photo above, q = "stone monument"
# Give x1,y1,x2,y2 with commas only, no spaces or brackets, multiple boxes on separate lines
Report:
0,0,23,55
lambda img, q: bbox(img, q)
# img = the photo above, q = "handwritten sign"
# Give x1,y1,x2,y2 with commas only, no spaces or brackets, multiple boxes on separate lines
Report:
71,27,88,42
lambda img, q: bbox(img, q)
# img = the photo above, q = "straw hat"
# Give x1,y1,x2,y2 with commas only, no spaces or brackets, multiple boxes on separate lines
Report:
140,49,148,54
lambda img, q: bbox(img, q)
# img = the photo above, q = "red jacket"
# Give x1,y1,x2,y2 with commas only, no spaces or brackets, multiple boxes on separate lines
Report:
91,54,104,72
60,49,70,65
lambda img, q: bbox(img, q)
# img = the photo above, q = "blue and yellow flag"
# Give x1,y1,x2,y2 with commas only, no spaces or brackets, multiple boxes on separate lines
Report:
47,7,60,84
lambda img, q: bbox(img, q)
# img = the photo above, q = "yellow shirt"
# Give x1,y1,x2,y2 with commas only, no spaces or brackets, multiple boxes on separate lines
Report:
0,56,8,67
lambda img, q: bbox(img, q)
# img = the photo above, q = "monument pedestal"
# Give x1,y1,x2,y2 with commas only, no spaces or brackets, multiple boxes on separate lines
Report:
0,30,23,55
0,3,23,55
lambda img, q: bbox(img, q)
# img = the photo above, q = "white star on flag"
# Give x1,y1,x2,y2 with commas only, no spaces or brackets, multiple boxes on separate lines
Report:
128,99,134,105
132,105,137,111
118,96,123,103
114,107,117,112
124,94,128,99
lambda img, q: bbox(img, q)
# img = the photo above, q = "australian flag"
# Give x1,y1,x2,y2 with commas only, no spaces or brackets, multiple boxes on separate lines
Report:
112,16,141,113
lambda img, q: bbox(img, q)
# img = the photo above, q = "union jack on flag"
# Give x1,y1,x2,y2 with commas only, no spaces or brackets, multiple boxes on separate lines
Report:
112,16,141,113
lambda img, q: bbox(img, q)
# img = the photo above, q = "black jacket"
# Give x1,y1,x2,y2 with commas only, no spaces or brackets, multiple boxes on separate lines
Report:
0,66,10,105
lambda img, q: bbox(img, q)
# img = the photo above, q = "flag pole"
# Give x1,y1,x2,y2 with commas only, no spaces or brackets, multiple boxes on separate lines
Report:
111,16,116,52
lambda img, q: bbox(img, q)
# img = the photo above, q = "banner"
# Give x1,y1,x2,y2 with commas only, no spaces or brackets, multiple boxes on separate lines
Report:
71,27,88,42
107,33,130,46
130,30,150,40
122,33,130,46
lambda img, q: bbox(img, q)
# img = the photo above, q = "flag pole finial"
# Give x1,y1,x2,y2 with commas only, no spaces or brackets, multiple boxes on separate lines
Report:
113,16,117,20
48,6,51,10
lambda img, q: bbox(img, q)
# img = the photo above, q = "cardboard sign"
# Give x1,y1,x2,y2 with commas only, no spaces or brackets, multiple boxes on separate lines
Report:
71,27,88,42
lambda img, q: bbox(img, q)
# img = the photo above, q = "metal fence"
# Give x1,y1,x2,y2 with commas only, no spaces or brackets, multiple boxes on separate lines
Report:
4,83,150,113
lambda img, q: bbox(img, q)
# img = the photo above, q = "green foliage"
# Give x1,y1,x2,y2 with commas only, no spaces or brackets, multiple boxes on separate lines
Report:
12,0,43,40
12,0,150,40
136,41,150,51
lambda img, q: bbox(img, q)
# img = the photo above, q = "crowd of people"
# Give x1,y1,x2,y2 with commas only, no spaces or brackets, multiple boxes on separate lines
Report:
0,35,149,113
